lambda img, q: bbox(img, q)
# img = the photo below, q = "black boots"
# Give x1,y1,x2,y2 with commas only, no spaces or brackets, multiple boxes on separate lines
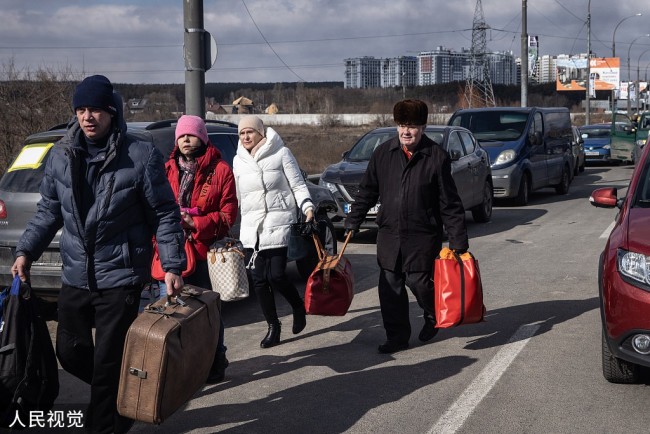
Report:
260,321,281,348
206,351,229,384
418,317,439,342
378,341,409,354
292,306,307,335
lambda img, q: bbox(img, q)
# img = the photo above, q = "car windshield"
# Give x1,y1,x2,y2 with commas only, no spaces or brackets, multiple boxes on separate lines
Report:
581,127,610,139
449,111,527,142
346,131,396,161
424,131,444,145
0,142,53,193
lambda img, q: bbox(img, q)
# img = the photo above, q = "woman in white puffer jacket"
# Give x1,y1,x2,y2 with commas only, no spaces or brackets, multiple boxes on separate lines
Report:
233,115,314,348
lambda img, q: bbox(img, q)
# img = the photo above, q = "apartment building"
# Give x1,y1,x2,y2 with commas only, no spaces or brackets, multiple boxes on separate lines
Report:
345,47,516,89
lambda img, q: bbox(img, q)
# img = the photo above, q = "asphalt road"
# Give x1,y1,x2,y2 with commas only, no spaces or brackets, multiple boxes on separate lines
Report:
30,163,648,434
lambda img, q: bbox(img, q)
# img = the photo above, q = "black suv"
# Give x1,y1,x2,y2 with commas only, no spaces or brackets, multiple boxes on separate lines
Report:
0,119,338,303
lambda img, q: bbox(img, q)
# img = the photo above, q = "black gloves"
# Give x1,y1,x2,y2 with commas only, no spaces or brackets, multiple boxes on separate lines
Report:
344,228,358,239
453,248,468,255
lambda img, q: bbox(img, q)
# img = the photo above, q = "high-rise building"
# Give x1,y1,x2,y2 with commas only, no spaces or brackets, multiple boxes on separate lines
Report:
344,57,381,89
343,48,517,88
380,56,417,88
418,47,469,86
535,55,558,84
485,51,517,85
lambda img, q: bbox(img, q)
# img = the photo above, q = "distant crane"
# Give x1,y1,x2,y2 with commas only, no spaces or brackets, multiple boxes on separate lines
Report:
464,0,496,108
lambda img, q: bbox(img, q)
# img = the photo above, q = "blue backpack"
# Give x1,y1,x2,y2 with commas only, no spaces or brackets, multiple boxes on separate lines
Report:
0,285,8,326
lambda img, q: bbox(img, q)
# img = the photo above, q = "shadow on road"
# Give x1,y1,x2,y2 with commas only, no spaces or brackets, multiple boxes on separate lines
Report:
435,297,600,350
170,355,476,433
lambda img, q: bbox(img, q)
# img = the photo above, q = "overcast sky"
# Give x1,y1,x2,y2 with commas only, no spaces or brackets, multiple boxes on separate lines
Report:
2,0,650,84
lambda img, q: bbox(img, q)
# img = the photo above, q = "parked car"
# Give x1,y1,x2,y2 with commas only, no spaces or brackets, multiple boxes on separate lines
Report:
580,124,612,164
571,125,586,176
319,125,493,230
610,111,650,164
590,141,650,383
448,107,573,206
0,119,338,306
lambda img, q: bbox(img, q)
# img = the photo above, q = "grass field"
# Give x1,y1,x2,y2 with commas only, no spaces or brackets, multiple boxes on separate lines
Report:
272,124,371,175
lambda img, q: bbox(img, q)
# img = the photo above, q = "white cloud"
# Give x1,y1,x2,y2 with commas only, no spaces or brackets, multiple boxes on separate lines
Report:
0,0,648,83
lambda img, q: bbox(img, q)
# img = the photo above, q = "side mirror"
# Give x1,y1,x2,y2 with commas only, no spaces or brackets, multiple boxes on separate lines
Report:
449,150,462,161
529,131,542,146
589,187,619,209
342,150,349,159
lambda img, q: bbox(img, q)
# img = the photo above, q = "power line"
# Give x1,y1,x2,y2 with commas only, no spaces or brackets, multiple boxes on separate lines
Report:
0,29,474,51
241,0,305,82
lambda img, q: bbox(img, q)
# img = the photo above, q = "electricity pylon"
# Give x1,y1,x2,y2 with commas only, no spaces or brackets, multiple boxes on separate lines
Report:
464,0,496,108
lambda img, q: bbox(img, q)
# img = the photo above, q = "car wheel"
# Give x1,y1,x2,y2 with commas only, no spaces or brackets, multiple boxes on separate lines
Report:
295,214,337,281
554,165,570,195
602,329,639,384
513,174,530,206
471,180,493,223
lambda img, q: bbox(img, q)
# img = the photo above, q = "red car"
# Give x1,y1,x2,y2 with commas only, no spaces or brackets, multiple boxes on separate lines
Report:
590,142,650,383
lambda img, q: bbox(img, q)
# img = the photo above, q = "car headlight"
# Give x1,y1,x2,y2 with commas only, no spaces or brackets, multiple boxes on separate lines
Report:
636,139,646,147
493,149,516,166
617,249,650,286
604,144,611,150
319,179,338,195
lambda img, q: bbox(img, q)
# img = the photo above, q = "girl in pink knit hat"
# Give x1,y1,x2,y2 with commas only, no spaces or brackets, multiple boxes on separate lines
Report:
152,114,238,383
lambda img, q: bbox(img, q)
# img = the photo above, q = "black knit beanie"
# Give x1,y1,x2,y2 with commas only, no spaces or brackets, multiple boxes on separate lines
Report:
72,75,117,115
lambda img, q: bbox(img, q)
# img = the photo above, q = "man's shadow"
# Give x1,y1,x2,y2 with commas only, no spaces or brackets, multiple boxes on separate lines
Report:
159,355,476,434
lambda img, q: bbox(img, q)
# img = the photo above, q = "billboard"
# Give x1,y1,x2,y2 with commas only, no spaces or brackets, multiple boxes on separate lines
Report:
556,57,620,91
528,36,538,78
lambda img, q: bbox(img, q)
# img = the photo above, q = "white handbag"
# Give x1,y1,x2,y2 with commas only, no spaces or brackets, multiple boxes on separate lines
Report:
207,237,250,302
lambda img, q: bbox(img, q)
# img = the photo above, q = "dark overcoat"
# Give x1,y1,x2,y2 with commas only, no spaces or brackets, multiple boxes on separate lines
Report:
345,134,469,272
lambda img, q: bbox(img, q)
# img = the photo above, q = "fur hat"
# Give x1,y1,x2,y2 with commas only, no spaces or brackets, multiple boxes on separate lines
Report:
238,115,265,136
393,99,428,126
72,75,117,115
175,115,208,145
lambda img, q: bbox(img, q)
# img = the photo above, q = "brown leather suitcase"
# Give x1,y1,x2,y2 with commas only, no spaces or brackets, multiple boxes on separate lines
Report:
117,285,220,424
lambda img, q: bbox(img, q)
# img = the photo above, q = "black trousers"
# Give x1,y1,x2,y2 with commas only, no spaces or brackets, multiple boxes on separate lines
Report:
56,284,140,434
249,247,304,324
378,253,435,344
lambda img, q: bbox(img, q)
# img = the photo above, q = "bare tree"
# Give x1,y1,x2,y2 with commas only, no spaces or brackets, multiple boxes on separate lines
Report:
0,59,80,173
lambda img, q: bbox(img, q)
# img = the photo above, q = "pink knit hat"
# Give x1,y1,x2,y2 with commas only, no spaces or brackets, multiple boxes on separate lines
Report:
175,115,209,145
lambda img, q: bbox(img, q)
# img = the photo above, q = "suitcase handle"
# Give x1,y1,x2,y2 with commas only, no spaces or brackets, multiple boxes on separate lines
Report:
165,295,187,307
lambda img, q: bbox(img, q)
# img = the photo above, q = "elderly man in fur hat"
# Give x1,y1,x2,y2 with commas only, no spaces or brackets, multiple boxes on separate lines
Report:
344,99,469,354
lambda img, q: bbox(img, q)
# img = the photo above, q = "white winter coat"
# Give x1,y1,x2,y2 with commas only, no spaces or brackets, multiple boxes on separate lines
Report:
233,127,313,251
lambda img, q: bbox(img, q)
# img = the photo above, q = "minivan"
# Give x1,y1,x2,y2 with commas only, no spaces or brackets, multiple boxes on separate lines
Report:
448,107,573,205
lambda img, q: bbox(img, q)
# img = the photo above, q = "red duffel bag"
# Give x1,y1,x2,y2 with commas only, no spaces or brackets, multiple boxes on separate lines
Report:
434,247,486,328
304,231,354,316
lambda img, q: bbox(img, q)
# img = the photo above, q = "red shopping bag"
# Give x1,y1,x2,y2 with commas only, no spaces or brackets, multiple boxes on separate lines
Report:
434,247,486,328
304,232,354,316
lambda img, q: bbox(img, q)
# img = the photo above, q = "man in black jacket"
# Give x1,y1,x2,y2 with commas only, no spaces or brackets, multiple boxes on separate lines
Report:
12,75,185,433
345,99,469,354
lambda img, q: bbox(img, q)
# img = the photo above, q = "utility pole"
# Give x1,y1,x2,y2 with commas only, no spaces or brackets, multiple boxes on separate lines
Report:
184,0,206,117
520,0,528,107
585,0,591,125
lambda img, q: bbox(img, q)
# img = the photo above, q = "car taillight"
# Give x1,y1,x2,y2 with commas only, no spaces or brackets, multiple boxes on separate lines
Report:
0,200,6,219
